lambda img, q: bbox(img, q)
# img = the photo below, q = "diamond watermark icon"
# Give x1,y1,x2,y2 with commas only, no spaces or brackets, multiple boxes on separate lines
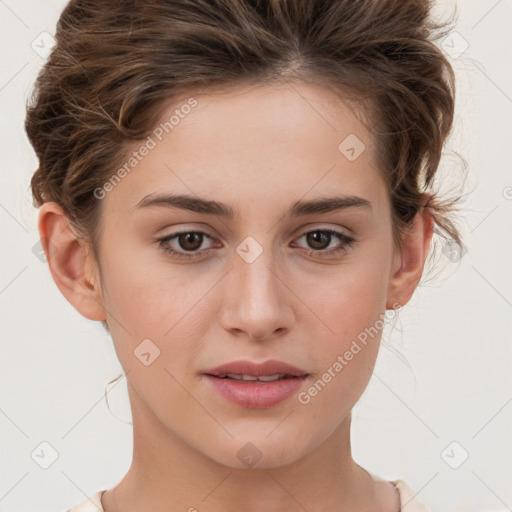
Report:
237,442,262,468
31,441,59,469
338,134,366,161
441,31,469,59
31,31,56,59
236,236,263,264
442,240,467,263
134,338,161,366
441,441,469,469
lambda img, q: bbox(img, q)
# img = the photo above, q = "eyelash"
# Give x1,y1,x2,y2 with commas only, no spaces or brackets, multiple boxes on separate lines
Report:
156,228,357,260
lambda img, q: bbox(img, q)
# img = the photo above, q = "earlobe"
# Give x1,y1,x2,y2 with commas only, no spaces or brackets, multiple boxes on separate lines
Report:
37,202,106,322
386,209,434,309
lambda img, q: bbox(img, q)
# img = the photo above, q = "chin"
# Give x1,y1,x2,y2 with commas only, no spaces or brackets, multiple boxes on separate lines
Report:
205,435,306,470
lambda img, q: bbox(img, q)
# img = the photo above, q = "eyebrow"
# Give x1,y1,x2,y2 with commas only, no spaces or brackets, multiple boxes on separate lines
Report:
134,193,373,218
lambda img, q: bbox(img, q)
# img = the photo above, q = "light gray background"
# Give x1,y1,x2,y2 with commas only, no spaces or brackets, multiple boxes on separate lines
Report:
1,0,511,511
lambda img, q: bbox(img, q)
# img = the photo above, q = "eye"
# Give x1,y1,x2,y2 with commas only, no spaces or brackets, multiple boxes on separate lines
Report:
156,228,357,261
293,229,356,257
157,231,216,260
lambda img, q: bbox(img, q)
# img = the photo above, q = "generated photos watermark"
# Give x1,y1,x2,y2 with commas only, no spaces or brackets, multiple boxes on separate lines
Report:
93,97,198,200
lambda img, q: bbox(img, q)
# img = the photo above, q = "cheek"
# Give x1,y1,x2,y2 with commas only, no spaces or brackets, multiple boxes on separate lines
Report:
304,253,391,341
298,250,392,392
295,272,389,427
99,234,188,330
99,243,216,371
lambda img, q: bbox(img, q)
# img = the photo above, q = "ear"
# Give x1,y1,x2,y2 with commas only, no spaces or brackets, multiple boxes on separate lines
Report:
37,202,106,321
386,208,434,309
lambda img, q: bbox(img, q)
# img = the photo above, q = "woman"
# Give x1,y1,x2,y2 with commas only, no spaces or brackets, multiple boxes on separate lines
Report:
26,0,463,510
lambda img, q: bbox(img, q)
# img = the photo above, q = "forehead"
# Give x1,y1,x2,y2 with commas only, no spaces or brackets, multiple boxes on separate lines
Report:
102,80,386,216
164,79,372,147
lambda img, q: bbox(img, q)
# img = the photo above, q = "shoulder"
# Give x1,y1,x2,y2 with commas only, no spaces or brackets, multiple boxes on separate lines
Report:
392,479,432,512
65,490,106,512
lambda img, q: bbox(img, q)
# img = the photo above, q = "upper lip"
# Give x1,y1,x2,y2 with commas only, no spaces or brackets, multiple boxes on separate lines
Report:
205,359,309,377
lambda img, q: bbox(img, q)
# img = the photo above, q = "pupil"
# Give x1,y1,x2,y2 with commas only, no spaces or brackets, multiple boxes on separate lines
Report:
308,231,329,249
180,233,202,251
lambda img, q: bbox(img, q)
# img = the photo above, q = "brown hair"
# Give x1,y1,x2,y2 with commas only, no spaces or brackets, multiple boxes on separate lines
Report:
26,0,465,321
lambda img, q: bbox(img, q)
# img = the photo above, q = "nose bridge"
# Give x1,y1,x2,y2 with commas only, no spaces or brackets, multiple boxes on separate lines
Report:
237,246,279,304
222,234,292,339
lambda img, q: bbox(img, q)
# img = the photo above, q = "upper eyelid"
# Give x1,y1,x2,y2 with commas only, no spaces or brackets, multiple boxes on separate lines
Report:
160,221,352,235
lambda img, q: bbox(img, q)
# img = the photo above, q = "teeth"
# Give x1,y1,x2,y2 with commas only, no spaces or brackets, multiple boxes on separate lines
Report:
227,373,257,380
219,373,288,381
257,374,287,381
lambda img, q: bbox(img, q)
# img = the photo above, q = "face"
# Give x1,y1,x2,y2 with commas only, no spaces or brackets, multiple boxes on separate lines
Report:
90,80,403,468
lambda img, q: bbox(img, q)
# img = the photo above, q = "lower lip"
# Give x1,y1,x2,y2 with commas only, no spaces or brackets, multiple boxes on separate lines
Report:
204,375,308,408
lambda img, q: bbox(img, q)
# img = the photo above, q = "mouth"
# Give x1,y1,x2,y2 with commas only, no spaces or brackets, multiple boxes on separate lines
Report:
203,371,309,408
202,359,309,408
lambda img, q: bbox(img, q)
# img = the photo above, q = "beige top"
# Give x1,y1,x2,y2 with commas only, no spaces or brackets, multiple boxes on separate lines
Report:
66,479,430,511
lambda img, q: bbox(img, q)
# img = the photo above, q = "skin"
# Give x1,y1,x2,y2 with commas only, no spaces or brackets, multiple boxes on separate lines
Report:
38,80,433,512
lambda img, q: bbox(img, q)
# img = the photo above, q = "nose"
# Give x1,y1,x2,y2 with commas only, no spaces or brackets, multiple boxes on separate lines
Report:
220,246,295,342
